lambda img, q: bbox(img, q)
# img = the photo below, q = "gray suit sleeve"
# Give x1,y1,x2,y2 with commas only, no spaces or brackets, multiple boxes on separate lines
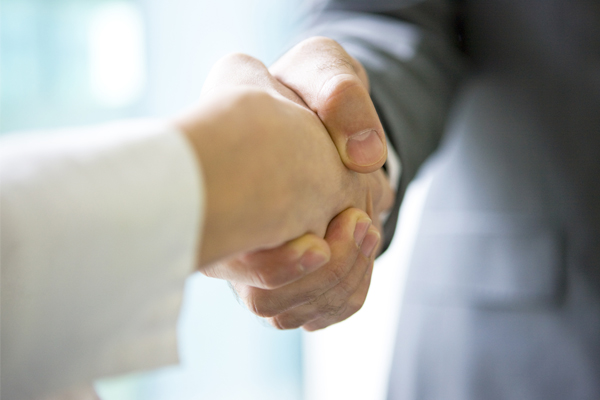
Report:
300,0,464,250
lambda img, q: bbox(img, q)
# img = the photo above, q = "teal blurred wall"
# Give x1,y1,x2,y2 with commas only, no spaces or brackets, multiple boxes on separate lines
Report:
1,0,303,131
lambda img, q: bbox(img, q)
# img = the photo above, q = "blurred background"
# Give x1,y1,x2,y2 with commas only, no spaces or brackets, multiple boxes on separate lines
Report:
1,0,303,132
0,0,425,399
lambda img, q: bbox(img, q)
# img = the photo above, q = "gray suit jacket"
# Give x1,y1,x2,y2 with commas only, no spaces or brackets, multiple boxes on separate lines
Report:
306,1,600,399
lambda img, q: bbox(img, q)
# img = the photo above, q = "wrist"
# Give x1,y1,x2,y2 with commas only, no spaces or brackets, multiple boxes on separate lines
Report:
174,90,290,267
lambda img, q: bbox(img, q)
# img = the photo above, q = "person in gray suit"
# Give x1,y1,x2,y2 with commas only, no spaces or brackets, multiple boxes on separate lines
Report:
206,0,600,398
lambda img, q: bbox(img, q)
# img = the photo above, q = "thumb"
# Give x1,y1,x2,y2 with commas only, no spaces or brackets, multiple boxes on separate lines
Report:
270,37,387,173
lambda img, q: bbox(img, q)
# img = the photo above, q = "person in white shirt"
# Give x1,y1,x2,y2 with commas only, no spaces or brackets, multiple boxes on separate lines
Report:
1,53,393,399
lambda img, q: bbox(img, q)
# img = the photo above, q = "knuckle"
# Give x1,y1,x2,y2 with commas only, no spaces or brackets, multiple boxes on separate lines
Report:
321,261,349,289
335,303,351,319
319,304,343,320
254,268,269,288
269,316,286,330
244,290,268,317
220,52,259,65
290,287,323,309
254,268,280,290
248,292,287,318
329,74,363,96
245,292,262,316
200,264,220,279
319,56,355,75
232,90,276,116
303,36,341,50
347,297,365,316
314,293,343,318
298,37,356,75
333,278,359,300
252,252,304,290
237,87,271,102
319,74,365,112
201,260,238,281
249,300,273,318
279,245,304,264
272,314,304,330
232,283,252,303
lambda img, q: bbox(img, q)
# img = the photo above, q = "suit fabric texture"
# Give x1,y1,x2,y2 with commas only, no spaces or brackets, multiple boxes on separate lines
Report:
307,0,600,399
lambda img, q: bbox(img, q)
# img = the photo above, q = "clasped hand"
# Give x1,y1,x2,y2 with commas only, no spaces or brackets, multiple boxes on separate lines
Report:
178,37,394,331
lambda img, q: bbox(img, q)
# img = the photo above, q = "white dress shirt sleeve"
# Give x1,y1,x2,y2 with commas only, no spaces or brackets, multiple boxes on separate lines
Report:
0,120,204,400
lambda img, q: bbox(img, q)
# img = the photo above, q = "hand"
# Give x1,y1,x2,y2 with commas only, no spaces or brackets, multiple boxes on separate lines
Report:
199,39,395,329
199,47,392,235
204,207,386,331
203,36,387,174
208,166,393,331
270,36,387,173
259,209,380,332
175,54,390,267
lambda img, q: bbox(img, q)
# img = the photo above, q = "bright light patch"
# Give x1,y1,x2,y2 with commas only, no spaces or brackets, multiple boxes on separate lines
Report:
88,2,146,108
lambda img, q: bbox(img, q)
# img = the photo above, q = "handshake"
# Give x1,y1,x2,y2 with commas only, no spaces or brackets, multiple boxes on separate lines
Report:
176,37,395,331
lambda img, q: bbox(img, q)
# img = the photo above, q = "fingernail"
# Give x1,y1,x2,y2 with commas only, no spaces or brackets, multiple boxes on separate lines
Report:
354,218,372,246
299,249,330,274
346,129,384,166
360,230,380,258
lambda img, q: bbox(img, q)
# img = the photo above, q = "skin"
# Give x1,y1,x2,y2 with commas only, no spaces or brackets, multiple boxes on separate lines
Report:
198,38,396,331
175,52,393,268
229,207,382,331
270,37,387,173
44,37,387,400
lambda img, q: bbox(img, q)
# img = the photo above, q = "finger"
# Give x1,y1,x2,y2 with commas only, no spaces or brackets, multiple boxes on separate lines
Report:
303,259,375,331
382,180,396,216
270,37,387,173
371,169,396,215
269,227,379,330
202,233,330,290
242,208,373,318
368,169,396,245
202,53,307,107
